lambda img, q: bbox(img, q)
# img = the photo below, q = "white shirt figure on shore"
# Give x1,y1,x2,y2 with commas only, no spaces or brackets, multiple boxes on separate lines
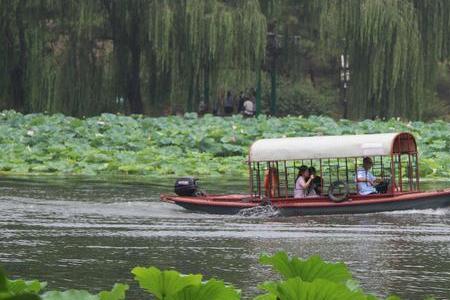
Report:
243,99,254,116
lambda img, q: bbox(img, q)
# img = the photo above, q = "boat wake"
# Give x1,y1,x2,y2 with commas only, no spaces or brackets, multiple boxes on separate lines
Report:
381,208,449,216
238,205,279,217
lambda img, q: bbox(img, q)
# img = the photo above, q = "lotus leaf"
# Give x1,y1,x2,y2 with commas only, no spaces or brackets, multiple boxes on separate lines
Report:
0,111,447,179
259,252,352,284
131,267,202,299
256,278,367,300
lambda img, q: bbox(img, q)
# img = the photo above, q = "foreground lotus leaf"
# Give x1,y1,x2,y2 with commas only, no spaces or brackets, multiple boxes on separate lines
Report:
256,278,367,300
260,252,352,284
131,267,202,299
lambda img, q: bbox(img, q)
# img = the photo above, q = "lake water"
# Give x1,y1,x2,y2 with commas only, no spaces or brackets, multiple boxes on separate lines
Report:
0,177,449,299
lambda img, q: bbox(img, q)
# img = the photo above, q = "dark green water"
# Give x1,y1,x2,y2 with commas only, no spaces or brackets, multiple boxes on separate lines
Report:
0,177,449,299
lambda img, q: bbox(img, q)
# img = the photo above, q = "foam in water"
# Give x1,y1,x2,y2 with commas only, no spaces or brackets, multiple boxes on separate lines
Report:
238,205,279,217
381,208,449,216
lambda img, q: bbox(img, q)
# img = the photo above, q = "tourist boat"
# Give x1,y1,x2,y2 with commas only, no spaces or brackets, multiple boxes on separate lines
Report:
160,132,450,216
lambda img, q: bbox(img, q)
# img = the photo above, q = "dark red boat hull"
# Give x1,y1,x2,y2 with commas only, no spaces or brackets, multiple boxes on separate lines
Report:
161,189,450,216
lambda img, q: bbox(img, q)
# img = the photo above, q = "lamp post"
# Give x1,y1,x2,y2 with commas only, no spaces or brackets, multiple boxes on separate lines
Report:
256,67,262,116
256,21,296,116
340,53,350,119
267,21,280,116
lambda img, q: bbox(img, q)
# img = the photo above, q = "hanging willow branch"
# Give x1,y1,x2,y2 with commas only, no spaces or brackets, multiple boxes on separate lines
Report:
147,0,266,111
0,0,448,118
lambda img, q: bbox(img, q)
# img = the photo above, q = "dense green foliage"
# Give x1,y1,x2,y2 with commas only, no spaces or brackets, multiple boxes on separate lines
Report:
1,252,436,299
0,111,448,179
1,0,449,119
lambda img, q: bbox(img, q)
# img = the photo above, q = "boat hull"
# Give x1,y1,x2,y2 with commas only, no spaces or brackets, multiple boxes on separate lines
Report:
161,190,450,216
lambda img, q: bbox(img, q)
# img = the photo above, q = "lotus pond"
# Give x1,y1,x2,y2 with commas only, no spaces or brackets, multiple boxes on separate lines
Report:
0,111,448,179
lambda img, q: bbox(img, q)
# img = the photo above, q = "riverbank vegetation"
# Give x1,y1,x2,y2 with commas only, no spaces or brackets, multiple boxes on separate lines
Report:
0,252,436,300
0,111,448,179
1,1,450,120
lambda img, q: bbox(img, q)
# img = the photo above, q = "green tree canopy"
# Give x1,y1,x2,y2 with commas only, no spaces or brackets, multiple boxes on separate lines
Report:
0,0,449,119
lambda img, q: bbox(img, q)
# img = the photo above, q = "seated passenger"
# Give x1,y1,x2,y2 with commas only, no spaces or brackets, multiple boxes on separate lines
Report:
294,165,316,198
308,167,322,195
264,167,279,197
356,157,388,195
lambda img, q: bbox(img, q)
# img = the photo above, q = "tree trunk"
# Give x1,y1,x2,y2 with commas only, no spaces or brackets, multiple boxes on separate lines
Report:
127,6,143,114
10,1,26,112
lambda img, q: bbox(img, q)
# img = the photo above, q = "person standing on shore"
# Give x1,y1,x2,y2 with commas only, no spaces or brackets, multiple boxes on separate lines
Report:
224,91,234,116
243,96,255,117
237,91,245,113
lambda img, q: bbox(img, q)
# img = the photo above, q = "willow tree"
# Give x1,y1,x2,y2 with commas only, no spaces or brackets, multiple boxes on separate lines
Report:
0,0,115,115
0,0,266,115
1,0,448,119
333,0,422,119
147,0,266,113
413,0,450,82
259,0,449,120
326,0,450,119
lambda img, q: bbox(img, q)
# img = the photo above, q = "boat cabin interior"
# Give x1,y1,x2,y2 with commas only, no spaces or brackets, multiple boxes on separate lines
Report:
247,132,419,200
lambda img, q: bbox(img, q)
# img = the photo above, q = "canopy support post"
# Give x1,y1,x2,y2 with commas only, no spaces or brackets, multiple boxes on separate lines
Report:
414,152,420,191
337,158,340,183
276,161,280,197
408,154,413,191
354,158,358,192
284,161,288,198
319,159,323,195
345,158,349,185
257,162,261,197
398,154,403,192
249,162,253,197
267,162,272,198
328,159,332,188
390,154,396,193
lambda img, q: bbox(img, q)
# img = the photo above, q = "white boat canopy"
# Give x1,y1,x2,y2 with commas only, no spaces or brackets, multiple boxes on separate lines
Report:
248,132,417,162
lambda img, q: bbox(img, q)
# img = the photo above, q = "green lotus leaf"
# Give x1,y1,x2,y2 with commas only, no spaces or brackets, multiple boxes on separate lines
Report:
40,290,98,300
167,279,239,300
0,268,45,300
1,294,41,300
259,252,352,284
258,277,367,300
131,266,202,299
97,284,128,300
0,112,448,178
7,280,47,295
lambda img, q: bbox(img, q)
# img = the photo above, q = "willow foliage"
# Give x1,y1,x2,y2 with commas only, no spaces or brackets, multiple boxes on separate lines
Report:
148,0,266,110
0,0,449,119
0,0,266,116
307,0,450,119
339,0,423,119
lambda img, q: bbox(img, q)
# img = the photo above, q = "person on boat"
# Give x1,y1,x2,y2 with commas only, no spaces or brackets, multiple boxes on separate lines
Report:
356,157,388,195
308,167,322,195
264,167,279,197
294,165,316,198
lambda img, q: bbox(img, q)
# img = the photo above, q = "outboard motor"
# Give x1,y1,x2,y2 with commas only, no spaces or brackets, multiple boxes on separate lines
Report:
174,177,198,196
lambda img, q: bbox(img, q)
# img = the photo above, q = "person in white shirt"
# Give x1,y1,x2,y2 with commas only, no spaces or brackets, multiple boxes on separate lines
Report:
243,97,255,117
356,157,388,195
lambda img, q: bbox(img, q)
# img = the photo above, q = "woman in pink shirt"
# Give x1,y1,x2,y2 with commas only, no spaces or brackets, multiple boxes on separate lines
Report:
294,165,316,198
